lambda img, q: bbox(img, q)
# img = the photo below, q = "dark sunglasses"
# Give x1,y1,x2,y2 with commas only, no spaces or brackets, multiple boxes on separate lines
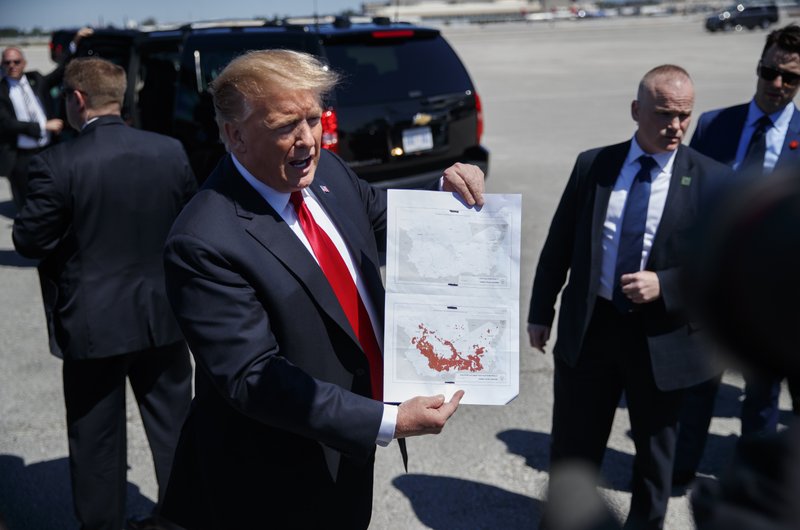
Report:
2,59,22,66
758,62,800,86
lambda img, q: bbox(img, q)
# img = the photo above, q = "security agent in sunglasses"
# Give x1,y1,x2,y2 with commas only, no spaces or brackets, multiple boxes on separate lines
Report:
0,27,92,209
673,24,800,489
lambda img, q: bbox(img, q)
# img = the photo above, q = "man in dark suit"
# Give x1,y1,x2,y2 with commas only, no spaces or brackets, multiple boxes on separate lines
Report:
12,58,196,530
159,49,483,529
527,65,728,529
674,24,800,487
0,28,91,208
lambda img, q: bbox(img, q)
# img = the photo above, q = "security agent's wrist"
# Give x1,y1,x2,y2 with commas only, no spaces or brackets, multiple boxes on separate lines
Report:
376,403,398,446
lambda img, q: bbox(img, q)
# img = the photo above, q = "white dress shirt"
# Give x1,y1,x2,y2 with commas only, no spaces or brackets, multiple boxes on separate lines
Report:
733,99,794,173
7,74,49,149
233,154,397,446
598,136,676,300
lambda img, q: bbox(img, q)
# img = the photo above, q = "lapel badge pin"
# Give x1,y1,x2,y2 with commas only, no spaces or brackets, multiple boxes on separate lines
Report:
790,140,799,150
680,176,692,186
320,185,330,193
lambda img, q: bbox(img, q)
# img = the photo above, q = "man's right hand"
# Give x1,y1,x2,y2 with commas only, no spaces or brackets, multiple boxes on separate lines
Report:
45,119,64,134
395,390,464,438
528,323,551,353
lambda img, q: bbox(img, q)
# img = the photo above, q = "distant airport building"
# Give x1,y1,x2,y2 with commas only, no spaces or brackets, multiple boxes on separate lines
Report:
362,0,563,23
362,0,730,23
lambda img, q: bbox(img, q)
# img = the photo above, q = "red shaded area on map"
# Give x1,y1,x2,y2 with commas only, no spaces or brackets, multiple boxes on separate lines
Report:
410,324,485,372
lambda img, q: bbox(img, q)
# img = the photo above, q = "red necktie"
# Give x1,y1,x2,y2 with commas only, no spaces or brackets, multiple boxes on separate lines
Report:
290,191,383,400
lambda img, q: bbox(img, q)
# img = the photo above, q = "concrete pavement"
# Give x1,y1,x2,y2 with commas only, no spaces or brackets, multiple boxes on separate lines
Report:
1,16,793,529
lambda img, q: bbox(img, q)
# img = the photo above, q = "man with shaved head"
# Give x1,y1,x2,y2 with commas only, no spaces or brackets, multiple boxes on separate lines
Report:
527,65,729,528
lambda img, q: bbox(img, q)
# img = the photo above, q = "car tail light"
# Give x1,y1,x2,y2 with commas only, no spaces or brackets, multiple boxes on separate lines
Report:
475,91,484,144
321,109,338,153
371,30,414,39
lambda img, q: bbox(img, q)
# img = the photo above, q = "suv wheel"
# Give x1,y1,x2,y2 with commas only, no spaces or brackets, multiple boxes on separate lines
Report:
760,18,771,29
722,21,733,31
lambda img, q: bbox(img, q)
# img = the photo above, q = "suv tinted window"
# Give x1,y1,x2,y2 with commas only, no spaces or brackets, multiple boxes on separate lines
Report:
325,33,473,105
185,30,322,91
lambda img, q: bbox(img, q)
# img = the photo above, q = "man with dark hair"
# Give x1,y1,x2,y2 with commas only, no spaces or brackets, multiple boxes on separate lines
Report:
674,23,800,488
528,64,728,528
12,57,196,530
0,27,92,208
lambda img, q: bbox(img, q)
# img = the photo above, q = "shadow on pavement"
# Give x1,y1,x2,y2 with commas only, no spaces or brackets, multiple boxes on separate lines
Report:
0,200,15,220
696,432,738,478
393,474,540,529
0,250,35,268
0,454,155,530
497,429,635,492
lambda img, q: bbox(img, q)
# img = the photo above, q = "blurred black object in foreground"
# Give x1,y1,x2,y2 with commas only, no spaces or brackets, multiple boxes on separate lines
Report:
690,169,800,530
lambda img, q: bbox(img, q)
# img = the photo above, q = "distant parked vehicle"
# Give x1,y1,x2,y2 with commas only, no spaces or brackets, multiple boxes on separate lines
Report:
705,2,779,32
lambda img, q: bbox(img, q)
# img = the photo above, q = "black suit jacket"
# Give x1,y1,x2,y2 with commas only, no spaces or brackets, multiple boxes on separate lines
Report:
0,67,66,174
161,150,387,528
12,115,196,360
528,142,729,391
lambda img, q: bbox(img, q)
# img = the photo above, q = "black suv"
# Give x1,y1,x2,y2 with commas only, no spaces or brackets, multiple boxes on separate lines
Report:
705,3,779,32
69,18,488,187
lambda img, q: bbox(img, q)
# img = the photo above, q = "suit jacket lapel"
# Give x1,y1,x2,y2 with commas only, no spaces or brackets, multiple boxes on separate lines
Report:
647,145,692,268
308,173,385,315
220,157,362,348
723,105,748,165
589,141,630,295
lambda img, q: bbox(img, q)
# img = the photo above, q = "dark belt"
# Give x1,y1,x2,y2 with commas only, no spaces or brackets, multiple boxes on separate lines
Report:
595,296,645,318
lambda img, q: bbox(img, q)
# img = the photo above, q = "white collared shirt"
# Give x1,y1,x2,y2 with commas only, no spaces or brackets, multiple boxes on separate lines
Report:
232,155,397,446
598,136,676,300
7,74,49,149
734,99,794,173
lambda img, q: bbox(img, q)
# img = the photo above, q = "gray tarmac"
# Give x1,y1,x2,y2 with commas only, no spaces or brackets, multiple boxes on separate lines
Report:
0,14,794,529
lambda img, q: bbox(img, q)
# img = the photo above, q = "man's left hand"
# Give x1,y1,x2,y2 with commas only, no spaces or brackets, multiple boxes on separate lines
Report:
620,271,660,304
442,162,485,207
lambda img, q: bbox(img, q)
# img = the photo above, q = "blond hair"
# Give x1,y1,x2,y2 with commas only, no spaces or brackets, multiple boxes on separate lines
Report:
210,49,339,144
64,57,126,110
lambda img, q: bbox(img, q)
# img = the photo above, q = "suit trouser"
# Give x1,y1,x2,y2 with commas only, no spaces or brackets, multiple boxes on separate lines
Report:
675,372,800,482
673,376,721,481
549,299,683,530
63,341,192,530
8,146,41,210
741,372,800,437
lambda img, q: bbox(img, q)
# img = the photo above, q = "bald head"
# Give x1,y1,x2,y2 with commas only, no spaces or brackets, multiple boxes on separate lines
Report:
632,65,695,154
2,47,26,80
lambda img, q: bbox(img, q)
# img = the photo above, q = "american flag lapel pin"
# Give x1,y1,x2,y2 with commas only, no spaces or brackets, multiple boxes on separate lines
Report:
320,185,330,193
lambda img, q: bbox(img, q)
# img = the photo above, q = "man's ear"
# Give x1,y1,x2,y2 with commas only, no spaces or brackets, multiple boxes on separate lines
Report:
74,90,88,113
223,121,244,154
631,100,639,123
